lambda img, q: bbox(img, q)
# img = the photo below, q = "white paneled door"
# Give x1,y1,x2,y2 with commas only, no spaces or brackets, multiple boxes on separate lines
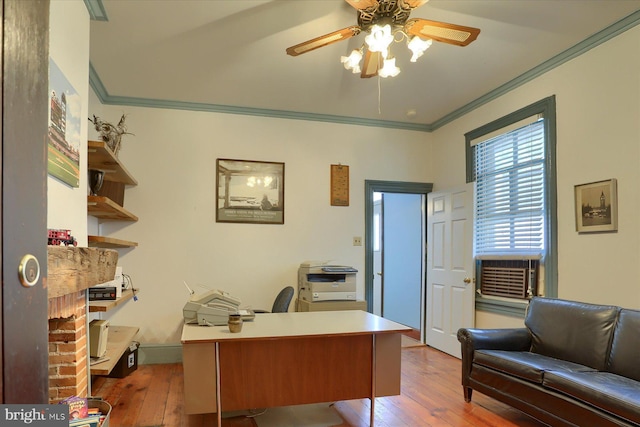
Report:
426,184,474,358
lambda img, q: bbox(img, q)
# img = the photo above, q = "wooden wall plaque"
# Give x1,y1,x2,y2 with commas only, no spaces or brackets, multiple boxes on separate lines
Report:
330,164,349,206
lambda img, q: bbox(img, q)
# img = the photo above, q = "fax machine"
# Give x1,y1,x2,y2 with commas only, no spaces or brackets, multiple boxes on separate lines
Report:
183,288,254,326
298,261,357,302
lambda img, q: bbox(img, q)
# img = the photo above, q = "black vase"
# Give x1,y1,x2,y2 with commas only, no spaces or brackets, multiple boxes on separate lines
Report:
89,169,105,196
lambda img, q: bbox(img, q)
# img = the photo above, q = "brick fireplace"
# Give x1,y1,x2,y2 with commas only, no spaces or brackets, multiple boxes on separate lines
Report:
48,291,89,402
47,247,118,403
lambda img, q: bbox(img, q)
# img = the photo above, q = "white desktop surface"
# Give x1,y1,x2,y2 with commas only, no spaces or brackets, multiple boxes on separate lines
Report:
181,310,410,343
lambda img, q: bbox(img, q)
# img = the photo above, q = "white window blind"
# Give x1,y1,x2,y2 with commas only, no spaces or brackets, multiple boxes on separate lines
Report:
473,119,545,256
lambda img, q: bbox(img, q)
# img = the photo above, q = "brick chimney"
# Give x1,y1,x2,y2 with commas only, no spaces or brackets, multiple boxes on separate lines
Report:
47,247,118,403
48,291,89,402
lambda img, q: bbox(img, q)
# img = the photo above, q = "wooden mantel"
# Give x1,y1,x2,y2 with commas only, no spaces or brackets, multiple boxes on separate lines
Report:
47,246,118,299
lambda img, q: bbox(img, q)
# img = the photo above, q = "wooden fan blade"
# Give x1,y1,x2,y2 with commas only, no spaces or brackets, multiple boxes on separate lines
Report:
344,0,379,10
401,0,429,9
286,26,361,56
361,50,381,78
405,18,480,47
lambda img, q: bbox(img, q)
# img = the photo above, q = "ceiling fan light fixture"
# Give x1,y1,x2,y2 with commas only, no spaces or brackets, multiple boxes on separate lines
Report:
379,57,401,78
341,49,363,73
364,24,394,58
286,1,480,79
408,36,432,62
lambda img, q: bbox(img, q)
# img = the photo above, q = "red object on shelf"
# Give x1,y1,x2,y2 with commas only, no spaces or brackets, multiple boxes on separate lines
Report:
48,229,77,246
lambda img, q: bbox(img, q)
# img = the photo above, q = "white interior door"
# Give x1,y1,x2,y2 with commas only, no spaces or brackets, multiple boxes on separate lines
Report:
426,184,474,358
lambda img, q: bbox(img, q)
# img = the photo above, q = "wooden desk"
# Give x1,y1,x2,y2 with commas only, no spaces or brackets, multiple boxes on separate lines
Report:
181,310,410,426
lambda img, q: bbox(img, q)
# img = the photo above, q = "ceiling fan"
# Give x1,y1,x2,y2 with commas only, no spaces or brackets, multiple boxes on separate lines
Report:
286,0,480,78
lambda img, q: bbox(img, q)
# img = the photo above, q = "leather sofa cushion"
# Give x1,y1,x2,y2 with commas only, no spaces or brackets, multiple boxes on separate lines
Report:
608,308,640,381
474,350,596,383
543,370,640,425
525,297,619,370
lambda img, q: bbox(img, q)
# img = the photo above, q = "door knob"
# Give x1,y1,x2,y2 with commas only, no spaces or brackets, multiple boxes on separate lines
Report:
463,277,472,284
376,272,382,276
18,254,40,288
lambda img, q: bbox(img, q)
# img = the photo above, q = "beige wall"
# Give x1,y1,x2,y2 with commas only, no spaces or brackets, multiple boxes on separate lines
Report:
87,105,433,343
432,25,640,327
47,1,90,246
49,4,640,342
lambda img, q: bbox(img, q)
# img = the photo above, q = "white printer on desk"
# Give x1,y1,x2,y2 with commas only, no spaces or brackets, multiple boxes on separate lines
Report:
298,261,357,302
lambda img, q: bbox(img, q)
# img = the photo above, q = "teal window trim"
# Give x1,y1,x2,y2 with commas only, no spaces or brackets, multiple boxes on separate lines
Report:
83,0,108,21
465,96,558,317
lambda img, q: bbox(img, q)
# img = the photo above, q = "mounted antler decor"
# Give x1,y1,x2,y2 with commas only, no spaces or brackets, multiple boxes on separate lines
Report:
89,114,134,157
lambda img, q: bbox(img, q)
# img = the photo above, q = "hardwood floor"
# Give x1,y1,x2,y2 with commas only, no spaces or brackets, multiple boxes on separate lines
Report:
91,345,546,427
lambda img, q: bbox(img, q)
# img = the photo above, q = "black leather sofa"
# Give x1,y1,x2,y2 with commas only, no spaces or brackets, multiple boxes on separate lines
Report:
457,297,640,427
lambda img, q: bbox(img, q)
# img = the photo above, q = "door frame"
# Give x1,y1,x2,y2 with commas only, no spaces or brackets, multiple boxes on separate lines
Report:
364,180,433,314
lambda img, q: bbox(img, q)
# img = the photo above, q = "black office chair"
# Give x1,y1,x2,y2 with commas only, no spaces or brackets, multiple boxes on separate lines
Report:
255,286,295,313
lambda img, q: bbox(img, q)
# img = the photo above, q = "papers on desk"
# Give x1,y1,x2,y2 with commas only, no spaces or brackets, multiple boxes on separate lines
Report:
239,309,255,321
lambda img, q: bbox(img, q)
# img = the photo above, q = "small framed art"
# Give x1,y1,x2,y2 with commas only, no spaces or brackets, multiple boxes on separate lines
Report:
330,164,349,206
574,178,617,233
216,158,284,224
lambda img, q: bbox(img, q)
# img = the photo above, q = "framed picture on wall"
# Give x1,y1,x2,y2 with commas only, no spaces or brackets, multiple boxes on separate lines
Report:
574,178,617,233
216,158,285,224
47,58,81,188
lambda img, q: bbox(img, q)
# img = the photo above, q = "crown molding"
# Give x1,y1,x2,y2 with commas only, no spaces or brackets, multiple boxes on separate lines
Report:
86,6,640,133
88,64,433,132
84,0,108,21
431,9,640,131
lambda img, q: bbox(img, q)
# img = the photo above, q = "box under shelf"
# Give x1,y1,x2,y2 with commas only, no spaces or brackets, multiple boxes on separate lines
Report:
90,325,139,376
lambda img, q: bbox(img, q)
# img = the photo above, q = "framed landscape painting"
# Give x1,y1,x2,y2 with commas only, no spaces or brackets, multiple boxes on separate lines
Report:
216,158,285,224
574,178,617,233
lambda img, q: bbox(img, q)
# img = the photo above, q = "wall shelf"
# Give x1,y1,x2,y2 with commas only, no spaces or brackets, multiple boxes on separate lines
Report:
87,139,138,249
88,235,138,248
90,325,139,376
88,140,137,185
88,196,138,221
89,289,138,312
86,142,140,380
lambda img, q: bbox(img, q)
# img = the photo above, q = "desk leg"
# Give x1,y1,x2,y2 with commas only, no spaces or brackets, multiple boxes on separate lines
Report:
216,342,222,427
370,334,376,427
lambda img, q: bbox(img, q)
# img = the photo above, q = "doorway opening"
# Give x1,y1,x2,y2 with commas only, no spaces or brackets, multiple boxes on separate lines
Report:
364,180,433,342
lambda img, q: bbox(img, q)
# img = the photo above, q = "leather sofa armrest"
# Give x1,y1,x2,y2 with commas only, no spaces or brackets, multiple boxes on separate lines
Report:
457,328,531,352
457,328,531,400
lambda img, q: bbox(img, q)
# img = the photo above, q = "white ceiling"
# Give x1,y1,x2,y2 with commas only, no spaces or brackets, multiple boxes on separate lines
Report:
89,0,640,131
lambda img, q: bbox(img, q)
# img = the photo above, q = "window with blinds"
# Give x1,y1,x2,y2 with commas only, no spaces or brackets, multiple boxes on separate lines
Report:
472,118,545,299
465,96,557,309
473,119,545,256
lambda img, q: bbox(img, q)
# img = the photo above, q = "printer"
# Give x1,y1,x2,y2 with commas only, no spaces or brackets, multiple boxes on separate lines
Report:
298,261,357,302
